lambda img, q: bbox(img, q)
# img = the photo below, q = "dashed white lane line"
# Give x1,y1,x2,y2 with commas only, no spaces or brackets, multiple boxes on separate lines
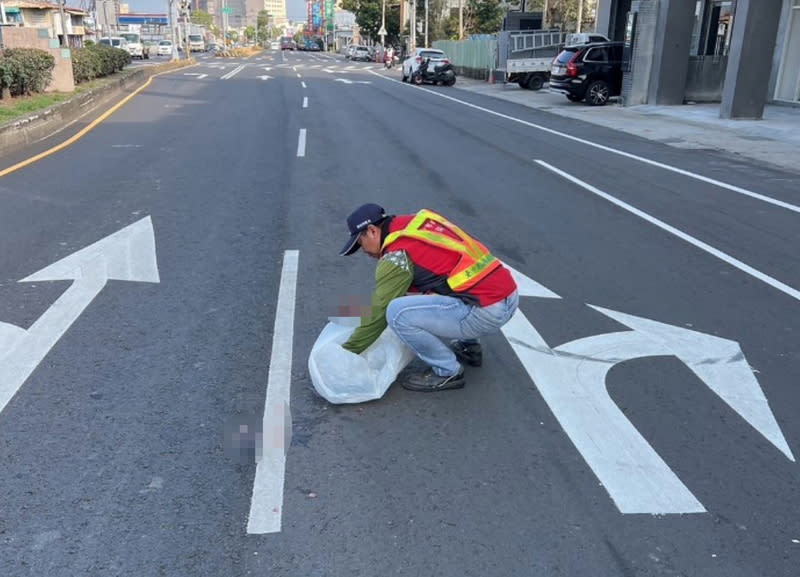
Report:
246,250,299,534
301,81,307,88
303,97,308,108
297,129,306,157
536,160,800,302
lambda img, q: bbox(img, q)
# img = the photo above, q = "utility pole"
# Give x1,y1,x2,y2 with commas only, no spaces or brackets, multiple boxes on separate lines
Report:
409,0,415,52
380,0,386,47
458,0,463,40
57,0,69,47
167,0,177,59
424,0,428,47
101,0,110,37
576,0,584,33
223,0,228,48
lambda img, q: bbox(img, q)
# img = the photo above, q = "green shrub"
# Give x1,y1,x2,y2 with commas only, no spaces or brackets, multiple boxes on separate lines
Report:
71,47,98,83
0,48,55,96
71,44,130,84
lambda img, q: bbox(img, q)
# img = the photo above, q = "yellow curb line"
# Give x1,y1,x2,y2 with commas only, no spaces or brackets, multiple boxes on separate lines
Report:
0,61,197,179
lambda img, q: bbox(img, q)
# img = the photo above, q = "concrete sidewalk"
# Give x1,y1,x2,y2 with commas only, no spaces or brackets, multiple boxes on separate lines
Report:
453,76,800,174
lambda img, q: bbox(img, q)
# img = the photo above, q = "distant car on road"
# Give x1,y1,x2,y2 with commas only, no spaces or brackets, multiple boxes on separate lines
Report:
157,40,173,57
350,46,371,62
280,36,296,50
549,41,625,106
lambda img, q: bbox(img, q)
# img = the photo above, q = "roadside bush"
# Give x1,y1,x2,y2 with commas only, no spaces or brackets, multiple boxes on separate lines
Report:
71,47,98,84
0,48,55,97
71,44,131,84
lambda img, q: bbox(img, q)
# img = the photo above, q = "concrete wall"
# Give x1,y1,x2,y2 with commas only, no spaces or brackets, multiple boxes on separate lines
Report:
684,55,727,102
1,27,75,92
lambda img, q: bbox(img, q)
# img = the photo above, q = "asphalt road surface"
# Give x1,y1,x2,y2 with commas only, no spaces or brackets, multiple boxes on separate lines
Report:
0,50,798,577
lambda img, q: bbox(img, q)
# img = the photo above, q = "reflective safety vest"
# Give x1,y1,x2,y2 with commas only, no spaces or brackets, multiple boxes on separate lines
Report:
382,209,501,291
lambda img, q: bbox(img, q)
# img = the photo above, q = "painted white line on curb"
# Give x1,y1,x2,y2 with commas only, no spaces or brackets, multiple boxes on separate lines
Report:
536,160,800,302
297,129,306,157
368,71,800,214
246,250,299,534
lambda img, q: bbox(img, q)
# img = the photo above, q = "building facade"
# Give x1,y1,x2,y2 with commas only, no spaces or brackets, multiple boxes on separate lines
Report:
3,0,88,47
595,0,800,117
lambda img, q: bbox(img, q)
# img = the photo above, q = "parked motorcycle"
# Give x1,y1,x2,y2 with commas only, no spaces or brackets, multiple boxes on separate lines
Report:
411,58,456,86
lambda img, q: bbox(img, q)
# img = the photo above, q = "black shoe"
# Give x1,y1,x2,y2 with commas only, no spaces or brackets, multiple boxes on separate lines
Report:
402,367,465,392
451,341,482,367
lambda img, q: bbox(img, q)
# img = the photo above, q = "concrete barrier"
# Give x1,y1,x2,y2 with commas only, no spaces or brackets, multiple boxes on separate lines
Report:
0,60,194,158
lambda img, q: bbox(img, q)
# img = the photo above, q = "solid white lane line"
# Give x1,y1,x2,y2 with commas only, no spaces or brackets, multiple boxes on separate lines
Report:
247,250,299,534
297,129,306,157
303,97,308,108
369,71,799,214
221,65,245,79
536,160,800,302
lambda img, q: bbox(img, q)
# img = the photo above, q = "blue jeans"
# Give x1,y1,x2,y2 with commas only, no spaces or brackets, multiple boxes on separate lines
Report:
386,291,519,377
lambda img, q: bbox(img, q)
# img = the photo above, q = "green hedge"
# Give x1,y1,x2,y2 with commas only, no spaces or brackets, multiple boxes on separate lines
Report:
0,48,55,97
71,44,131,84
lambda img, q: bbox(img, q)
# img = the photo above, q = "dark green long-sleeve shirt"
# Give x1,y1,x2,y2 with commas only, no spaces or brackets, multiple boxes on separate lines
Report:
342,251,414,354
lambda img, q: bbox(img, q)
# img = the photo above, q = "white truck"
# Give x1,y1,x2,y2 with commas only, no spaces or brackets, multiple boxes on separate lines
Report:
188,34,205,53
119,32,149,59
501,30,609,90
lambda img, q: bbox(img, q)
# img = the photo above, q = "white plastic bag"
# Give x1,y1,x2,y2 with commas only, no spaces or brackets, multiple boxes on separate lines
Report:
308,317,415,404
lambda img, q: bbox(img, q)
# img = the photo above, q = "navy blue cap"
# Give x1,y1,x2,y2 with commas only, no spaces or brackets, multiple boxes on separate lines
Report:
340,203,386,256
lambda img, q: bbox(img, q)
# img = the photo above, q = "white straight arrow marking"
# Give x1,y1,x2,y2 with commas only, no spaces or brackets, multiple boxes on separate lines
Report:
247,250,299,534
0,217,160,415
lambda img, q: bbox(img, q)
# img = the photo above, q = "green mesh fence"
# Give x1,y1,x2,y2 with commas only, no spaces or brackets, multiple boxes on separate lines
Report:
432,38,497,72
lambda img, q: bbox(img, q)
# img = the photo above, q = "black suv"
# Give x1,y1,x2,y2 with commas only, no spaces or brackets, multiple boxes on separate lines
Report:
549,42,625,106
